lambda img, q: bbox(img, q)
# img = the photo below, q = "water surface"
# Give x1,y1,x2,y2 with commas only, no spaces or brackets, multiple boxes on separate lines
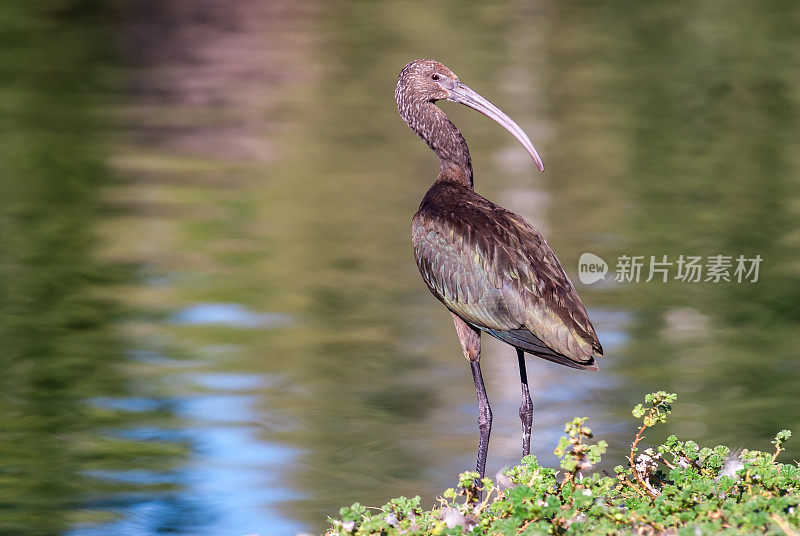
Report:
1,1,799,535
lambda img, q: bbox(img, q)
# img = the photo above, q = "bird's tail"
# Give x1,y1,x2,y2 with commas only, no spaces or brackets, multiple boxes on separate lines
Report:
484,328,599,371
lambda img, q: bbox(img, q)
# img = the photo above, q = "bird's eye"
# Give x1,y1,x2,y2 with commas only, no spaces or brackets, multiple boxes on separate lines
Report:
431,74,440,81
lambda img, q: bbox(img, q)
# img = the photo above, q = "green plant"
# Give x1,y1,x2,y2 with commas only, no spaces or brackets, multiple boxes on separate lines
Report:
325,392,800,535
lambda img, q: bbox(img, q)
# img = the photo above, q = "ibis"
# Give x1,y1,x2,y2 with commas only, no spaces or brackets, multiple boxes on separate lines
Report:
395,59,603,479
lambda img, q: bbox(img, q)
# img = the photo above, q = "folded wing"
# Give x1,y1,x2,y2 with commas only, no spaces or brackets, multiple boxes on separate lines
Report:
412,193,602,370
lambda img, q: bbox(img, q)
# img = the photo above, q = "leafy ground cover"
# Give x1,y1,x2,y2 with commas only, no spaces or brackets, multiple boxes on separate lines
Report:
325,392,799,535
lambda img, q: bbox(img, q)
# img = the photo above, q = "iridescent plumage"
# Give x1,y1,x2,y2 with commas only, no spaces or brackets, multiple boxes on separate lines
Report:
412,174,602,369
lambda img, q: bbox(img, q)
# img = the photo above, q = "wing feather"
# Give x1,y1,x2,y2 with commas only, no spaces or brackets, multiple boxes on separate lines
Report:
412,181,602,367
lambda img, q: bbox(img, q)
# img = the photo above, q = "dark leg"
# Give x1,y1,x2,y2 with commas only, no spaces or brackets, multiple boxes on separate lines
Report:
470,359,492,478
450,313,491,479
517,348,533,457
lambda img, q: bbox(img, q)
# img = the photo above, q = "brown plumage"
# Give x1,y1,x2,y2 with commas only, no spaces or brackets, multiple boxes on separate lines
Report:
413,176,602,369
396,59,603,479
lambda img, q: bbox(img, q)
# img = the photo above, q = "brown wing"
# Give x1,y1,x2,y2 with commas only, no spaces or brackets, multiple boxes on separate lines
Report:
412,182,602,369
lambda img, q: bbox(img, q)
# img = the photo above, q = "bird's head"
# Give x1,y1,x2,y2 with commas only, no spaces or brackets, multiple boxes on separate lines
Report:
397,59,460,103
396,59,544,172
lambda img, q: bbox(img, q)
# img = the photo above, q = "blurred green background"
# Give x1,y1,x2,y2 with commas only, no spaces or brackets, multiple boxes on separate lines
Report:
1,1,799,535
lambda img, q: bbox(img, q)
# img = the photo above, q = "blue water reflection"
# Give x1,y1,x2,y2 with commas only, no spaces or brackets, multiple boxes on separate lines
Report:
172,303,292,330
74,371,307,536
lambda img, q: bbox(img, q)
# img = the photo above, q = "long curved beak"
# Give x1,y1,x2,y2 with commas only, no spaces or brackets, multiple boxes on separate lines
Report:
447,82,544,172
